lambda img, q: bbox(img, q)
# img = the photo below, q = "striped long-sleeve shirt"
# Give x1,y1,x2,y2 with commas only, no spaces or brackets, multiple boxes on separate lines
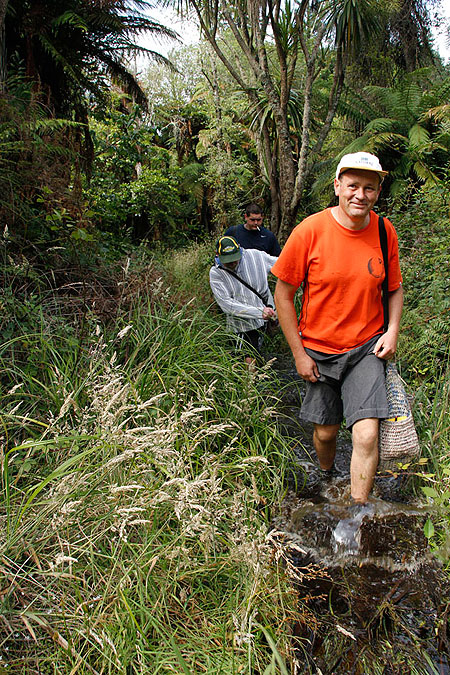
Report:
209,248,278,334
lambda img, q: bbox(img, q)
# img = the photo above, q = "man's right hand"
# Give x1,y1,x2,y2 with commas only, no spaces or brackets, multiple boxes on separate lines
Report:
274,278,319,382
262,306,277,320
295,352,320,382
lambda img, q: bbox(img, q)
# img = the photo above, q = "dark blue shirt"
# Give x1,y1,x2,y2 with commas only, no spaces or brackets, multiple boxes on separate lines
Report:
224,223,281,256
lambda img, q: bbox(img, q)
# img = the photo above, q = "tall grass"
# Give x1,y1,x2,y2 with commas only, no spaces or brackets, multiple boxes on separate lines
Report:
0,253,300,673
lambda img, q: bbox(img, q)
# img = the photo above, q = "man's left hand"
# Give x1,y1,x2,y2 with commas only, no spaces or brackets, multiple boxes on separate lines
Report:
373,331,398,359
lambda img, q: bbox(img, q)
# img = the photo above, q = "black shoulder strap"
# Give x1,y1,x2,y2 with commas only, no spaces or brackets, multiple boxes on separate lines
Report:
378,215,389,333
220,266,271,306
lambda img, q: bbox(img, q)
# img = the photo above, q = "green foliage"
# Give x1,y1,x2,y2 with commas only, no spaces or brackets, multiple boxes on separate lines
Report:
143,45,262,230
89,165,187,236
5,0,177,116
383,177,450,560
322,0,390,55
90,102,161,180
199,146,256,229
1,0,181,249
338,71,450,194
393,180,450,380
409,366,450,559
143,44,205,109
0,64,89,236
88,100,204,242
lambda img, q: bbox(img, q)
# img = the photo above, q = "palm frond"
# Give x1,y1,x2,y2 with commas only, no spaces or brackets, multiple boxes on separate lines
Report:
97,53,148,108
321,0,386,55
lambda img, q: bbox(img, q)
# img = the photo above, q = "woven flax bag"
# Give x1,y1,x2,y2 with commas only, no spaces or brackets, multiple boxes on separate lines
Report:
379,361,420,470
378,217,421,471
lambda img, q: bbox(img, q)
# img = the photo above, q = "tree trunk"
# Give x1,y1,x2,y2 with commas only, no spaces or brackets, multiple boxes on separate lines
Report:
278,190,298,244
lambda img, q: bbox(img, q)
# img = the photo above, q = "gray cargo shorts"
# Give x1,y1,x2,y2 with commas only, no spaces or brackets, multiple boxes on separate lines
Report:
301,335,389,428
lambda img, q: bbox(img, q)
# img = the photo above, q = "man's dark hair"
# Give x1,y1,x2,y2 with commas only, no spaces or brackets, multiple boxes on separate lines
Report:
245,203,263,216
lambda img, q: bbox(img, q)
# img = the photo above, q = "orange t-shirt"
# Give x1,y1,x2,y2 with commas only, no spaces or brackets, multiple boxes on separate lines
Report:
272,208,402,354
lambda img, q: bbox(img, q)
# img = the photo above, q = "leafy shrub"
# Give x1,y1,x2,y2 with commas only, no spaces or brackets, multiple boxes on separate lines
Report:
88,103,204,243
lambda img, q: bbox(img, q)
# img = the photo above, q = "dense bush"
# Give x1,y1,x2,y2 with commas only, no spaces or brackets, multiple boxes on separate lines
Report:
88,105,205,243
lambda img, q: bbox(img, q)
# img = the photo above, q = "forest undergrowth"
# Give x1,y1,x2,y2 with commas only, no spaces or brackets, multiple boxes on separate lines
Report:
1,182,450,673
0,238,305,673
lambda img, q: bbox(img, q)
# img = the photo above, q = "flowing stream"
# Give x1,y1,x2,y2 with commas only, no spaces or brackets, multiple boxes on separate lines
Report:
270,354,450,674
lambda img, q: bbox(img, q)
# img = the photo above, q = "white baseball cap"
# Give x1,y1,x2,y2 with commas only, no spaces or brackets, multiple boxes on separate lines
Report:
335,152,388,181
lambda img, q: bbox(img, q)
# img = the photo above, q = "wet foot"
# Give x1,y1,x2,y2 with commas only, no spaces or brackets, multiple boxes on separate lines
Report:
290,461,349,499
320,464,339,482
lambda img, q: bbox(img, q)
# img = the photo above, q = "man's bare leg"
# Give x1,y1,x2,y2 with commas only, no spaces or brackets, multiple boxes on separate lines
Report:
351,418,379,503
313,423,341,471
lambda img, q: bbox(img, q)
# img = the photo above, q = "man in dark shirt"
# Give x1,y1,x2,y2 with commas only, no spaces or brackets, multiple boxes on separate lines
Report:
224,203,281,256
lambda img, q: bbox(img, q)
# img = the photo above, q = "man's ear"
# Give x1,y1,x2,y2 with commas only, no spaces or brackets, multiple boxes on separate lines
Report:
333,178,340,196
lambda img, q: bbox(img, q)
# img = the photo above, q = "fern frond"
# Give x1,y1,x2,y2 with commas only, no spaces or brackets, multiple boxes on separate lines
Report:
93,51,148,108
408,124,430,149
364,132,407,152
364,117,396,133
38,35,83,87
52,11,88,32
32,118,83,133
420,104,450,123
413,160,439,184
337,86,378,129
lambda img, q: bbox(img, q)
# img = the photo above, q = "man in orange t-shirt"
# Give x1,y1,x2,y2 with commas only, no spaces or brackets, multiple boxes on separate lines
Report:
272,152,403,505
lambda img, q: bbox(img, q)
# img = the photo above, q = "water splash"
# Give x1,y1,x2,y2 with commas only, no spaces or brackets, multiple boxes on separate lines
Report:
332,502,374,554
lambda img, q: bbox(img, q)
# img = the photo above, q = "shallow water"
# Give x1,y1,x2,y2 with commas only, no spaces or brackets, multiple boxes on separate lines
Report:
270,354,450,674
